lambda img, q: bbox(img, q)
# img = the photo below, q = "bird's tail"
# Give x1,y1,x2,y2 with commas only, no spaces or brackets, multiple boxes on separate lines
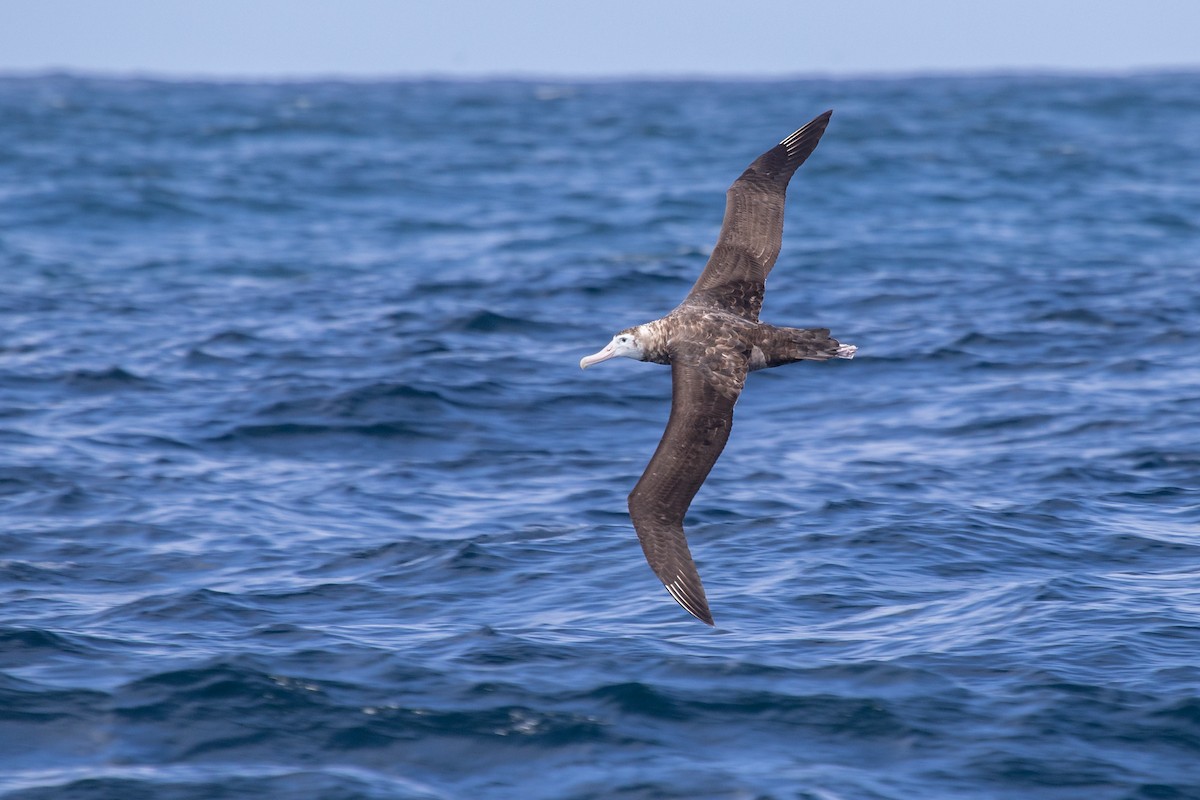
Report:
754,326,855,368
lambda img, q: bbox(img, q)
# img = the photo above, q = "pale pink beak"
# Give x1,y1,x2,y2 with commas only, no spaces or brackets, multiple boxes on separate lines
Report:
580,342,617,369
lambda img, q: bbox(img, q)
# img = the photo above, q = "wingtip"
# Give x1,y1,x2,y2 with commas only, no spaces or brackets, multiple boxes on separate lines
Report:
780,109,834,148
664,579,715,626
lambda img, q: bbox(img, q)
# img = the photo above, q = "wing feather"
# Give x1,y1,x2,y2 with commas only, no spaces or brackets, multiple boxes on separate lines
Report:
627,356,747,625
684,110,832,320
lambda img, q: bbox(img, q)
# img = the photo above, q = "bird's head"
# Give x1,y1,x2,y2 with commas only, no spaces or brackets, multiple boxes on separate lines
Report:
579,327,646,369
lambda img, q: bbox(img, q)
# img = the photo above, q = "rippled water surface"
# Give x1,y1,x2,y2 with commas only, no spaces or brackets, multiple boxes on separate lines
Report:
2,73,1199,799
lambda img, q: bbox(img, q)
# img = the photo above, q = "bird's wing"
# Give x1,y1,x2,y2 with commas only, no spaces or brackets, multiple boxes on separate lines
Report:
683,110,832,321
627,350,748,625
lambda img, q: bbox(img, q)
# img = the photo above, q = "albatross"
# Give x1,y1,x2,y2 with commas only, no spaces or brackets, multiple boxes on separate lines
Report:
579,110,855,626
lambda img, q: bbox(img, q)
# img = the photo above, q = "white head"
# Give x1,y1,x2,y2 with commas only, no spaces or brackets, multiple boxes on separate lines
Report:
579,328,645,369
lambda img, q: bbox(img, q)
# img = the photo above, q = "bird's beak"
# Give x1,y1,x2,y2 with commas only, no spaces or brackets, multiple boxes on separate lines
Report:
580,342,617,370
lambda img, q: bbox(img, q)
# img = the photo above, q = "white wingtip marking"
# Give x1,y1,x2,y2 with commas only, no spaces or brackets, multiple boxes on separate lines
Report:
664,578,713,624
779,112,831,147
665,580,699,614
837,344,857,359
780,119,815,147
664,581,688,607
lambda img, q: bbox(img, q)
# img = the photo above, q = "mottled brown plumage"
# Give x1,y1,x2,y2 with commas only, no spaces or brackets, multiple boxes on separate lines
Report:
580,111,856,626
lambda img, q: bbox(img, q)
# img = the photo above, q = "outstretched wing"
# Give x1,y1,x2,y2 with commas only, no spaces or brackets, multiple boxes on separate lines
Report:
627,354,747,625
684,110,832,320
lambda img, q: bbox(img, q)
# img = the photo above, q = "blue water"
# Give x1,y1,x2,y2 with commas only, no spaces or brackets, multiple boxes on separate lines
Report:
1,72,1199,799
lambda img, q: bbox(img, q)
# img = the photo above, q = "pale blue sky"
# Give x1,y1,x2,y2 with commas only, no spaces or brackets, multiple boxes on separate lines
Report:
3,0,1199,78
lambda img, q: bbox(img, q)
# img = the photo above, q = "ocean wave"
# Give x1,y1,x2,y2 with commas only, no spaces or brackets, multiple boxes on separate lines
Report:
3,72,1200,800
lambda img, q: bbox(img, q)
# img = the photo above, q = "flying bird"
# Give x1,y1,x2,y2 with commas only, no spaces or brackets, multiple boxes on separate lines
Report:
580,110,855,625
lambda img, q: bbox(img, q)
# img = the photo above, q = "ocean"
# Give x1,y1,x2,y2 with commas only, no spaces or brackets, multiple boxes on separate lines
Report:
1,72,1198,799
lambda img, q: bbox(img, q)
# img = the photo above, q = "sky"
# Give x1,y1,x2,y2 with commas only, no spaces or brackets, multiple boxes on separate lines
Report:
3,0,1199,79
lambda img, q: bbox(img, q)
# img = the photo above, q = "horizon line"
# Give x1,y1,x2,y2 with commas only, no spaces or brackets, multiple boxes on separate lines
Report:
3,64,1199,85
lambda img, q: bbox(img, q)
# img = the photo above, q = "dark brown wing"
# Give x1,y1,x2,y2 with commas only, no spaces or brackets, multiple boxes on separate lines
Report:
627,354,747,625
684,111,832,320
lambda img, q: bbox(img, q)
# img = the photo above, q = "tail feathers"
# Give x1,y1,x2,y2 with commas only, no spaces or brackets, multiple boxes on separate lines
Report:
754,327,857,369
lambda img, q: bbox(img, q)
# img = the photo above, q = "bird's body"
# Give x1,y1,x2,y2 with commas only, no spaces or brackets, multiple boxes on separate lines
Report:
580,111,855,625
632,308,850,375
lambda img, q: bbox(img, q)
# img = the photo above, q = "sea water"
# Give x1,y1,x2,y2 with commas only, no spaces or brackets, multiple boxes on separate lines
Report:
1,72,1199,799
